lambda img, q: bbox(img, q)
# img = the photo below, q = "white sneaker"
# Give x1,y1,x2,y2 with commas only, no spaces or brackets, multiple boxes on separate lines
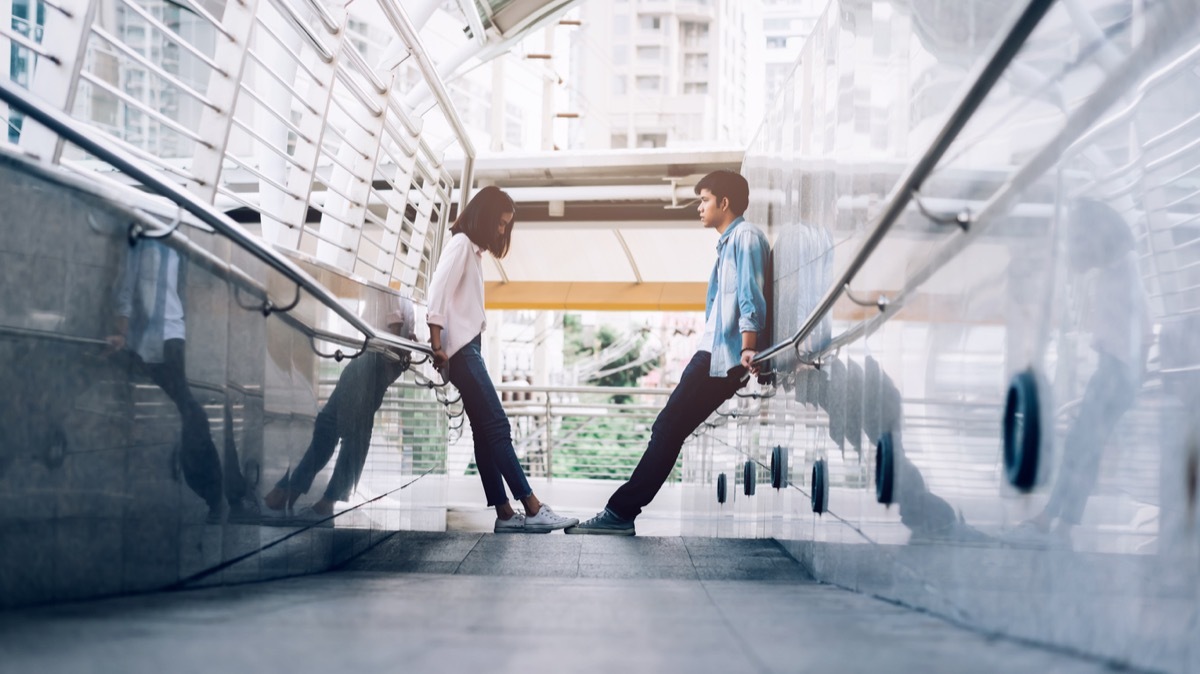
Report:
523,504,579,533
494,512,526,534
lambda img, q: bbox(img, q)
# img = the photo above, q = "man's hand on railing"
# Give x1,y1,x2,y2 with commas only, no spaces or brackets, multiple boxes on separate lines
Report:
741,348,760,375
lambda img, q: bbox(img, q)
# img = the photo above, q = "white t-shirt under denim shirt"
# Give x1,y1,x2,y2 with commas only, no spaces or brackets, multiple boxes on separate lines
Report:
698,279,719,353
115,239,186,364
425,232,488,359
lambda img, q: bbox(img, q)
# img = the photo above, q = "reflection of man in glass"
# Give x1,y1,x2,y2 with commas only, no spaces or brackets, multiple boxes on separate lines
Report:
263,293,414,523
108,238,224,520
1022,198,1151,540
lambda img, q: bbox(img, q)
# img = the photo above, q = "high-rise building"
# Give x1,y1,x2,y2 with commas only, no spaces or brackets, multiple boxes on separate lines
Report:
761,0,823,107
568,0,764,149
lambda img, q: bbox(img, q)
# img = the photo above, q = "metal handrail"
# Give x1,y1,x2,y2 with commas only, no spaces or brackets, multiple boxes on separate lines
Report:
752,0,1056,367
792,0,1199,366
0,76,432,360
264,0,334,63
376,0,476,214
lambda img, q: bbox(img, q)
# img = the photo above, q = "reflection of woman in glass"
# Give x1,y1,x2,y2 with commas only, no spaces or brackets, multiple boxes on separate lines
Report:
426,186,577,533
1023,198,1151,541
264,294,414,524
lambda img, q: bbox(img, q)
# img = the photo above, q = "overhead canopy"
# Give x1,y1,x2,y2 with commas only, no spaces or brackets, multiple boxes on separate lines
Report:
446,148,745,311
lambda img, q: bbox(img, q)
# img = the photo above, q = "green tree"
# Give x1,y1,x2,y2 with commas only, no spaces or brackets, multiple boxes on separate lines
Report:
564,316,660,403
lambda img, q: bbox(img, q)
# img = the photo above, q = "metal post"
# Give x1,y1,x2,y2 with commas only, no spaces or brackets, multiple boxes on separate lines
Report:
18,0,95,163
189,0,260,202
544,396,553,480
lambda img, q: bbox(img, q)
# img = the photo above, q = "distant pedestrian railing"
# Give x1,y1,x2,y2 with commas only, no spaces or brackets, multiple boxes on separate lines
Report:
496,384,672,480
468,384,675,481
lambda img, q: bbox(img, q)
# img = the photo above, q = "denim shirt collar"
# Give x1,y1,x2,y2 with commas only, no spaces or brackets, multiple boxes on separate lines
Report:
716,216,746,251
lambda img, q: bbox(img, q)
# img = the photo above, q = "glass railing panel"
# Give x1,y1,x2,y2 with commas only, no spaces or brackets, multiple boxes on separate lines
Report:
0,143,450,606
730,0,1200,669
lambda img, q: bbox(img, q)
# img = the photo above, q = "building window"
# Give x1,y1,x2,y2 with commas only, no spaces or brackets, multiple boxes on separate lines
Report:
637,133,667,148
638,15,661,31
684,82,708,94
635,75,661,92
636,46,661,62
684,53,708,78
611,133,628,148
612,44,628,65
612,75,627,95
612,15,630,35
681,21,709,48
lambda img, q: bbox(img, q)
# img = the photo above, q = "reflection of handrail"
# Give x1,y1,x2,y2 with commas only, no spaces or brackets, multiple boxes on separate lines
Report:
753,0,1056,367
0,325,108,347
1069,40,1200,157
803,2,1198,364
0,77,432,360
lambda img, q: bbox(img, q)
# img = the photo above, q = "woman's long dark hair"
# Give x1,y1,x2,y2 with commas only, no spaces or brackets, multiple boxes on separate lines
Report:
449,185,516,259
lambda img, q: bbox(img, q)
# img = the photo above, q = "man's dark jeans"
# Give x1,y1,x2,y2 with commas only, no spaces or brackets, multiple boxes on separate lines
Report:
144,338,223,510
607,350,746,521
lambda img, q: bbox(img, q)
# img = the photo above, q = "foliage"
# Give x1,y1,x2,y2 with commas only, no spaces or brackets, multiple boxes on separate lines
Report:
563,314,661,403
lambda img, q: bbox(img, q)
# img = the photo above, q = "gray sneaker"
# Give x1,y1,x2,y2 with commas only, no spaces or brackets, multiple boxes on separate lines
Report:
564,508,635,536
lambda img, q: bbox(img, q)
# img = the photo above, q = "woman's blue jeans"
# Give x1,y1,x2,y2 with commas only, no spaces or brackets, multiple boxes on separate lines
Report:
277,350,406,502
447,335,532,506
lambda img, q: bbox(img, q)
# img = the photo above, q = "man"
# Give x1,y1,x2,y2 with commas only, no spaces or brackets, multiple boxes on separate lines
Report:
108,238,226,521
567,170,770,535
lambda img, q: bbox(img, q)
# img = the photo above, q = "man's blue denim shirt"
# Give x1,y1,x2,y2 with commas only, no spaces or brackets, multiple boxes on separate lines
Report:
705,216,770,377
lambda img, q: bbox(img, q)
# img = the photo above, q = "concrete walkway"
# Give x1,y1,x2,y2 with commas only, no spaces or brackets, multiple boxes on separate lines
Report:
0,533,1127,674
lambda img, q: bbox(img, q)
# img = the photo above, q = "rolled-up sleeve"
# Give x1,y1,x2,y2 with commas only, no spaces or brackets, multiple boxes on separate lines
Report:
425,236,468,327
735,231,768,334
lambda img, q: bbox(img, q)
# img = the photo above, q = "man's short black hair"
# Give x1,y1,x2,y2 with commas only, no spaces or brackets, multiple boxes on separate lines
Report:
694,170,749,216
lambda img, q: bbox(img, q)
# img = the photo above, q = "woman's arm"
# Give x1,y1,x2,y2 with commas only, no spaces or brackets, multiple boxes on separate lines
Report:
428,324,448,369
425,235,468,328
425,235,468,368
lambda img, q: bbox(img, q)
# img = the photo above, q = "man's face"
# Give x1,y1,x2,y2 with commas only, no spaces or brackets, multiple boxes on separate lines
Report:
697,188,725,230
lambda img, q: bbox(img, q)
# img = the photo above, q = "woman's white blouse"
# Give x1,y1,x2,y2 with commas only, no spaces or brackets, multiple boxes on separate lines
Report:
425,232,487,359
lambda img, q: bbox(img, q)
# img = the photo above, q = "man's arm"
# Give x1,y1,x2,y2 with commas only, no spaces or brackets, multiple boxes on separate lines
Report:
735,231,770,373
740,330,759,372
108,242,141,354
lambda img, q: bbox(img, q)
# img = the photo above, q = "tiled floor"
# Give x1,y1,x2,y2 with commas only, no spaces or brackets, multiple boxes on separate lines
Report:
0,532,1127,674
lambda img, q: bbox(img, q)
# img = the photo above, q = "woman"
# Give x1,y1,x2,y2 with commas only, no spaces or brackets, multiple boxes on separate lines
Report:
427,186,578,533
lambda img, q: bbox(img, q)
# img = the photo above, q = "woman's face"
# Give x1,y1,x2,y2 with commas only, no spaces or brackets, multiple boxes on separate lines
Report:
498,212,514,236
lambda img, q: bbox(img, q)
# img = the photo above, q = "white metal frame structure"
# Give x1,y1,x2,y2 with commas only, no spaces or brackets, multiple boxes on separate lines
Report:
4,0,477,299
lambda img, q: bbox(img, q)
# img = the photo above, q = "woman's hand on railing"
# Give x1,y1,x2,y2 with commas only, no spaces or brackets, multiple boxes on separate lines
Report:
431,345,448,371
